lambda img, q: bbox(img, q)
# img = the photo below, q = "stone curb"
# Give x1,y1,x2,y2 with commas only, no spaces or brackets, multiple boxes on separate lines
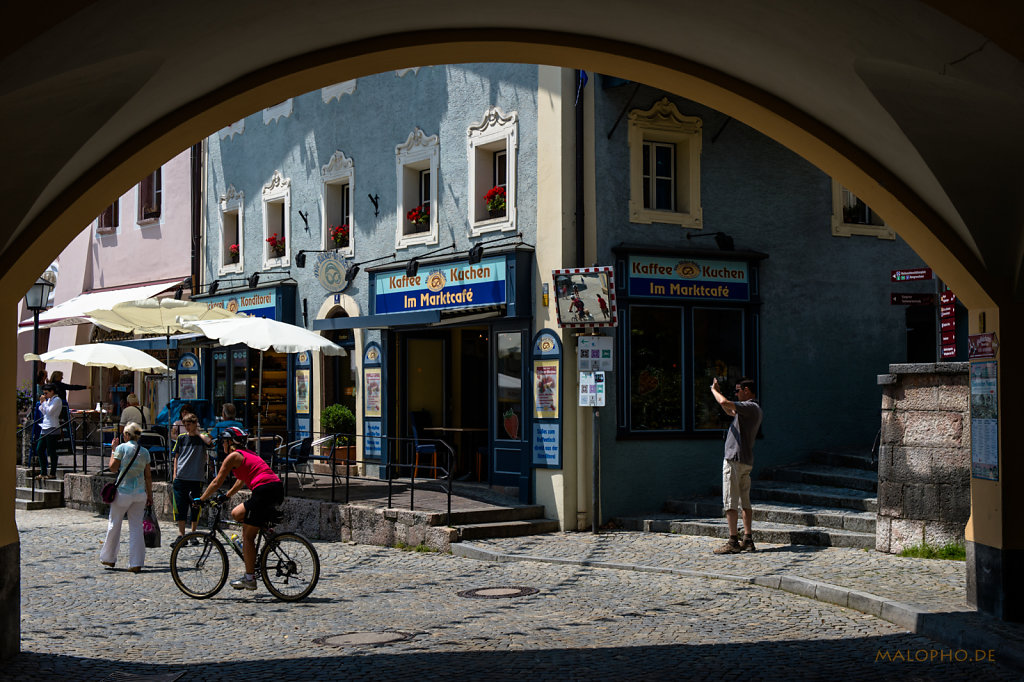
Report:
451,542,1023,672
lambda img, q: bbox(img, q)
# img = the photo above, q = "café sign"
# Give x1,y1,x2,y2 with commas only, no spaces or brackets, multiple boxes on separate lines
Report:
374,255,506,314
628,256,749,301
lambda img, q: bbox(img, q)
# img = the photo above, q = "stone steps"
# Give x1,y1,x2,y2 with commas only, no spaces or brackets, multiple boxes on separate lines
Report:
618,514,875,548
617,450,878,549
767,463,878,492
664,497,876,533
456,518,561,541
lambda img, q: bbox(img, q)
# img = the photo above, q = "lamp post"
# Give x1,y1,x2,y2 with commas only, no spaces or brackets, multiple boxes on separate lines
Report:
24,274,55,424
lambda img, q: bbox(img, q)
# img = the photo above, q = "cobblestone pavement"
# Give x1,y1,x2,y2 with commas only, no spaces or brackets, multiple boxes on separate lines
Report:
5,510,1018,681
463,532,969,611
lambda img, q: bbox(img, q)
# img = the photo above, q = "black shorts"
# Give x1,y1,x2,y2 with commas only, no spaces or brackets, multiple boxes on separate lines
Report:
243,481,284,527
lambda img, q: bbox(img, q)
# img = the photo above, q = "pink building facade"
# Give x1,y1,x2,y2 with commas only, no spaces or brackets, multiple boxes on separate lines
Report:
16,150,195,410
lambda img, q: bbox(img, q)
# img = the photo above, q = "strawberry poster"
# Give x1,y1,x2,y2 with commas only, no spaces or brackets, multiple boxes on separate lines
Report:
534,360,559,419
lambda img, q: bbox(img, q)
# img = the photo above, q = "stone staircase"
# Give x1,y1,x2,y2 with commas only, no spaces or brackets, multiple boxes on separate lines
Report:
616,450,878,548
15,466,67,511
448,505,560,541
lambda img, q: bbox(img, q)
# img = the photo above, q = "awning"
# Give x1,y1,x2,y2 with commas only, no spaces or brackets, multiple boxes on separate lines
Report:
17,281,178,331
107,333,208,350
313,305,505,331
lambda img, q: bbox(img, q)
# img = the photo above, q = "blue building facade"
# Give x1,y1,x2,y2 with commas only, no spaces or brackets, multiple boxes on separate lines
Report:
199,66,935,527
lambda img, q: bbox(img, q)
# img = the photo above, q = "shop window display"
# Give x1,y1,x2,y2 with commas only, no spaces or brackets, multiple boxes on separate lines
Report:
629,306,683,431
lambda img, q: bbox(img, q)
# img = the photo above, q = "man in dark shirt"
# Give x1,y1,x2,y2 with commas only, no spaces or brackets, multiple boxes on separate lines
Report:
171,414,212,542
710,377,763,554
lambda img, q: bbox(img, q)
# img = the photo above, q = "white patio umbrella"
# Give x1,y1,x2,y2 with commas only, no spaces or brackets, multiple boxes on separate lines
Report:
25,343,169,441
86,297,243,379
25,342,169,372
182,317,346,444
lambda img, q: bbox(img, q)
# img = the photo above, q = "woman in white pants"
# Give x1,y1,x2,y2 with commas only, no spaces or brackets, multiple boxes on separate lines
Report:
100,421,152,572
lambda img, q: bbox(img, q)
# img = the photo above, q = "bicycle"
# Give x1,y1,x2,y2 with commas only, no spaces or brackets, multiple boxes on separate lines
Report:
169,493,320,601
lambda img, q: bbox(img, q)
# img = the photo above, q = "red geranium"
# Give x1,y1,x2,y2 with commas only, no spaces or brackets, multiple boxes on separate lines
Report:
266,233,285,254
229,244,240,256
406,204,429,225
484,186,506,212
330,224,349,247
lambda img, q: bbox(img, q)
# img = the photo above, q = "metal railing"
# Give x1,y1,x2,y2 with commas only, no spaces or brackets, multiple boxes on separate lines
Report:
274,431,455,526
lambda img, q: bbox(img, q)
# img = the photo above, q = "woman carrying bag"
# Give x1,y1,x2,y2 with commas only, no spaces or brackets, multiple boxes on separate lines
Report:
99,421,153,573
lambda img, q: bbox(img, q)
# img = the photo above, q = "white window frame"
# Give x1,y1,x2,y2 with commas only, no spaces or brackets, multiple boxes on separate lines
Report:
321,150,355,257
262,171,291,268
395,127,439,249
468,106,517,236
628,97,702,228
830,180,895,240
219,185,244,275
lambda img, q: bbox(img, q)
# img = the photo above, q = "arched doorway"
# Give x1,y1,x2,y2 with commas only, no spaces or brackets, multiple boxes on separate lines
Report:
4,6,1024,659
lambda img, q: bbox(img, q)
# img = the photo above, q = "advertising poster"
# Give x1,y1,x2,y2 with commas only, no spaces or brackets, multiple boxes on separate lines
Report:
970,361,999,480
178,375,198,400
295,369,310,414
364,368,382,418
533,360,559,419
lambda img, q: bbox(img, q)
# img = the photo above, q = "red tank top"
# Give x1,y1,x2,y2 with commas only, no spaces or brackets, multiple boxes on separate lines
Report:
232,449,280,490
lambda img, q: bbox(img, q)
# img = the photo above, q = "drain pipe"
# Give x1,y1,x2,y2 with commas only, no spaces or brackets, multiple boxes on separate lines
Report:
574,69,589,531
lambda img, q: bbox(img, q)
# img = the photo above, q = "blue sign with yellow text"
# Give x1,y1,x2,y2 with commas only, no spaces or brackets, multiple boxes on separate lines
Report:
374,256,506,314
628,256,749,301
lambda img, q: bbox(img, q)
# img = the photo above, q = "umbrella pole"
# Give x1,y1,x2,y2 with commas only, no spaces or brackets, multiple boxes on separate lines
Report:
257,350,264,449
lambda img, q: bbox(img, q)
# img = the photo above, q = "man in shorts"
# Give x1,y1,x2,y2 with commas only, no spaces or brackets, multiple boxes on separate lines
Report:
710,377,763,554
197,426,284,590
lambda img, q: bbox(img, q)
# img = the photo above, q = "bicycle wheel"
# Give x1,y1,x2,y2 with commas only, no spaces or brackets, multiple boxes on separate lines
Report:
170,532,229,599
259,532,320,601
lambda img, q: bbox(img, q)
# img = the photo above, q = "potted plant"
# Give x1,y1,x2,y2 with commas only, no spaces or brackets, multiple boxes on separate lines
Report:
321,403,356,471
484,185,506,219
406,204,429,229
330,224,350,249
266,232,286,258
228,243,240,263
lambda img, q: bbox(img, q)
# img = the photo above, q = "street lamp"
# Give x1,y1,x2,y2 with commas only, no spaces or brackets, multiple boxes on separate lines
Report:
24,273,55,418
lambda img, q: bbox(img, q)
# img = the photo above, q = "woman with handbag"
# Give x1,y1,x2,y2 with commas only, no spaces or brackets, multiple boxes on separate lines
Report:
99,421,153,573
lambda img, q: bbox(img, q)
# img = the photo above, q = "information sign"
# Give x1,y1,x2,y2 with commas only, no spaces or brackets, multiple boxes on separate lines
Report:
578,336,613,372
890,293,935,305
891,268,933,282
578,371,606,407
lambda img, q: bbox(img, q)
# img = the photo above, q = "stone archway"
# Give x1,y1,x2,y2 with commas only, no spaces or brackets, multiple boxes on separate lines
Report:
4,3,1024,655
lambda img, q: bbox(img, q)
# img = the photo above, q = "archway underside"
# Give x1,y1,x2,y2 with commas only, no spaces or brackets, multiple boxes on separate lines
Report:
0,33,999,312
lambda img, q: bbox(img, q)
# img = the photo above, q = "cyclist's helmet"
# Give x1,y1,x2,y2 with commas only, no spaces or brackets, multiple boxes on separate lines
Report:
219,425,249,446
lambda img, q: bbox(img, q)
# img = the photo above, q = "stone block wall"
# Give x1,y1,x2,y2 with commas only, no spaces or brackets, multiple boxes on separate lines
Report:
876,362,970,553
62,473,458,552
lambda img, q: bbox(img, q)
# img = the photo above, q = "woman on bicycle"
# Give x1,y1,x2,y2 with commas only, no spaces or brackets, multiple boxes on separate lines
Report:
196,426,283,591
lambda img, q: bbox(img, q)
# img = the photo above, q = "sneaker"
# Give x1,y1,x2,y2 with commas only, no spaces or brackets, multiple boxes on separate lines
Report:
713,538,742,554
230,576,257,591
740,535,757,552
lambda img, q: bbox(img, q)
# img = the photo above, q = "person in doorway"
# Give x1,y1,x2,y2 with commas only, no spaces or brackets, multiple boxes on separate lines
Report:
100,421,153,572
119,393,145,430
710,377,763,554
171,413,212,543
197,426,283,591
35,384,63,479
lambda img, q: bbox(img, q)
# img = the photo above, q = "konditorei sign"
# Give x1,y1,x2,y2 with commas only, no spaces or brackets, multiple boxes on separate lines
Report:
203,289,277,319
628,256,749,301
374,255,506,314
